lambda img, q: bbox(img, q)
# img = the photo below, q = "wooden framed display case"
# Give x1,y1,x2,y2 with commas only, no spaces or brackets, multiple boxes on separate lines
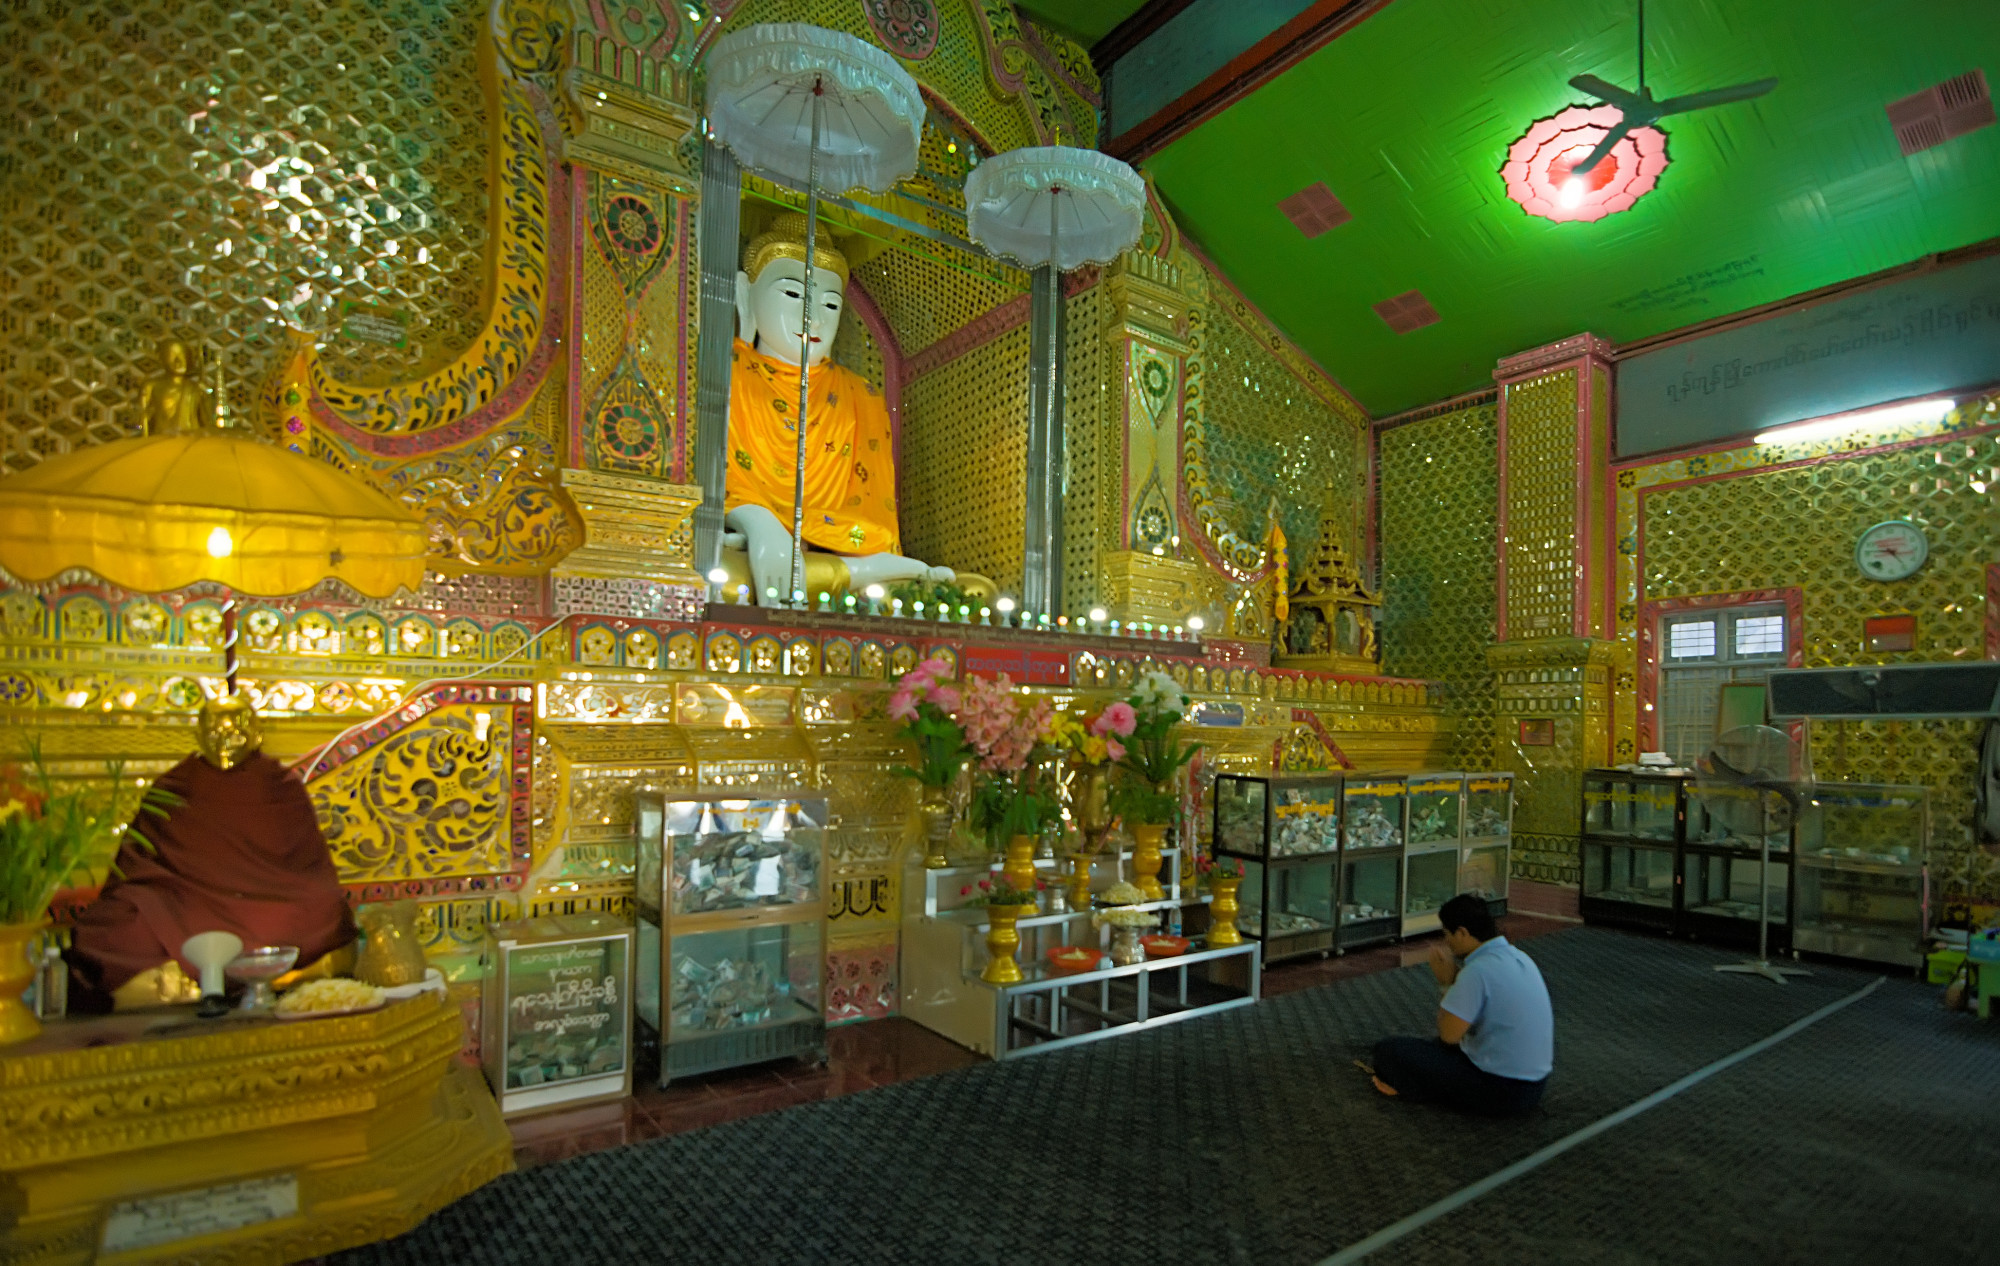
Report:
1339,775,1405,949
1579,771,1684,933
1460,773,1513,915
902,845,1260,1057
632,794,828,1084
1682,782,1792,952
481,913,635,1117
1793,782,1929,968
1402,773,1464,936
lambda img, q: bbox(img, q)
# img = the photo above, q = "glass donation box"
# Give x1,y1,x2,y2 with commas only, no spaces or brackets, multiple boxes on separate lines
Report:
1794,782,1929,968
1214,773,1343,964
1459,774,1513,914
1401,773,1463,936
633,794,827,1084
482,913,635,1117
1340,775,1405,950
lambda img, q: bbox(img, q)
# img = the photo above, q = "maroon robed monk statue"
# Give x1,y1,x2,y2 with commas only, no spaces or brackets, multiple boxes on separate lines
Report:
65,693,357,1012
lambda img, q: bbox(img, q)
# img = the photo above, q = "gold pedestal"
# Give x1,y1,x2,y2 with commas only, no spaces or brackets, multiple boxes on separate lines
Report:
0,994,512,1265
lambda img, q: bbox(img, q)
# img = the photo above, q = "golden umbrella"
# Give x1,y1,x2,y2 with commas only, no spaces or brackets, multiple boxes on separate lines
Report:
0,432,425,599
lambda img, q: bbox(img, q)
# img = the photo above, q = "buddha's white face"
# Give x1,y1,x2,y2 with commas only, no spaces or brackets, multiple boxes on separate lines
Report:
736,258,844,367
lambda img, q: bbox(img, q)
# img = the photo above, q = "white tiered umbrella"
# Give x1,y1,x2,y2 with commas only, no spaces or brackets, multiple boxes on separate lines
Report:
705,23,925,603
963,146,1145,617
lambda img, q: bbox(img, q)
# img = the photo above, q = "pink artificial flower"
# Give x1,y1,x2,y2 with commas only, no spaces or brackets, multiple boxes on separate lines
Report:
887,687,919,722
1105,737,1126,763
929,684,962,711
1095,701,1137,738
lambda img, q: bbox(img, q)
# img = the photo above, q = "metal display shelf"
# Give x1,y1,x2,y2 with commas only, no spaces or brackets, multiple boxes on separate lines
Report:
990,940,1261,1058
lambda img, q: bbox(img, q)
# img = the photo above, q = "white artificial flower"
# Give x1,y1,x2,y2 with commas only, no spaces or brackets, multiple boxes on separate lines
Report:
1133,670,1186,716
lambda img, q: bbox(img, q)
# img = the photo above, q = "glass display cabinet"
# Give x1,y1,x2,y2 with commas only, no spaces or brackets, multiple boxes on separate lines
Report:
1683,781,1792,951
1213,773,1342,859
1339,776,1404,949
1401,774,1462,935
1239,857,1338,962
1794,782,1929,967
1339,848,1402,949
1342,776,1405,853
1460,774,1513,914
1404,774,1463,848
633,794,827,1084
1580,772,1686,932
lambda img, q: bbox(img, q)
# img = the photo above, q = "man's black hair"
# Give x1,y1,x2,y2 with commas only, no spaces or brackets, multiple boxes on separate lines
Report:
1438,893,1498,942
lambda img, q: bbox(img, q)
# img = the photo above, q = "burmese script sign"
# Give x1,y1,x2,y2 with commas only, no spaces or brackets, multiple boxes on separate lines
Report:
100,1175,299,1254
1616,252,2000,457
961,645,1071,684
502,937,627,1091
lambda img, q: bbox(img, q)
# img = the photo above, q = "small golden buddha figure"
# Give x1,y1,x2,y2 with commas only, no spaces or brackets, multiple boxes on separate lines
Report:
65,693,358,1012
137,338,217,437
725,214,955,604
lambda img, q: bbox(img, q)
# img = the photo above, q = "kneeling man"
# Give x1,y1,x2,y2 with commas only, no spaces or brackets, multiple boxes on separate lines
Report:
1371,894,1551,1116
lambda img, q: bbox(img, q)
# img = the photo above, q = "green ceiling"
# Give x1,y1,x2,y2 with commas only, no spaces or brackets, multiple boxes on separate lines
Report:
1012,0,1148,46
1144,0,2000,417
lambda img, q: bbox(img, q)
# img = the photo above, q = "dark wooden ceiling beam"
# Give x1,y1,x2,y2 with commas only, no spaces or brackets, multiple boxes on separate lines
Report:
1091,0,1202,67
1105,0,1397,164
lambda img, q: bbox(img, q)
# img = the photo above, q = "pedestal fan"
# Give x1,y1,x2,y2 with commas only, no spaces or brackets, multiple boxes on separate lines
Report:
1693,725,1811,984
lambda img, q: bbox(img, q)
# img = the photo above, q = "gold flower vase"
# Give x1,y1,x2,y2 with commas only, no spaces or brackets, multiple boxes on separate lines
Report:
1068,763,1111,909
919,784,954,869
981,902,1036,985
1002,833,1037,894
0,920,49,1045
1131,822,1168,901
1206,876,1246,947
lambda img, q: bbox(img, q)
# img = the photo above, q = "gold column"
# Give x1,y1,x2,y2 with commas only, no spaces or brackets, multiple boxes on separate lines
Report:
1489,335,1621,884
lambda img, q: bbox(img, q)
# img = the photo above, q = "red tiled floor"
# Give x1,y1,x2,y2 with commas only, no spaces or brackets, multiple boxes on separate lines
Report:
505,913,1577,1168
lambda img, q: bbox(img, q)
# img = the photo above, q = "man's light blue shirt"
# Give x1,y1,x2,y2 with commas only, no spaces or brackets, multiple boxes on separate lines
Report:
1440,936,1553,1082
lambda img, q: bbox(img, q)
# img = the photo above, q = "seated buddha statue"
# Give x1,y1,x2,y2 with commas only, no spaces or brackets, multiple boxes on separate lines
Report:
725,213,956,606
137,337,216,437
64,694,357,1012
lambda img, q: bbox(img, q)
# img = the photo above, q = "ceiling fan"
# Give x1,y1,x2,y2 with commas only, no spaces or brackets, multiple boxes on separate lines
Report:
1567,0,1778,177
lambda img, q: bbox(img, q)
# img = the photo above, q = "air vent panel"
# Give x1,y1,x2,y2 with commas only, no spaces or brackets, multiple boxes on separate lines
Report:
1277,181,1351,238
1372,290,1440,334
1887,69,1993,156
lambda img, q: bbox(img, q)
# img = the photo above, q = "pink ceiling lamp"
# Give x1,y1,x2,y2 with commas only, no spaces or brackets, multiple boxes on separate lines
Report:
1502,104,1669,223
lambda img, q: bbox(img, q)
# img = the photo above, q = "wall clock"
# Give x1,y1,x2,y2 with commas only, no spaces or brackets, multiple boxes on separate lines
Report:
1854,519,1927,581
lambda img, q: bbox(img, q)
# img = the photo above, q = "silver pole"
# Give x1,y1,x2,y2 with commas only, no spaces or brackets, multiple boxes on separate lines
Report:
691,137,743,590
1023,189,1065,616
790,83,822,608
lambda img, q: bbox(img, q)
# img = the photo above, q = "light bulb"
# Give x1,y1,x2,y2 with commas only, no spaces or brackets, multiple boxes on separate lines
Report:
707,566,729,584
205,526,234,558
864,584,886,600
1186,615,1205,632
996,596,1016,613
1088,607,1107,623
1559,178,1584,209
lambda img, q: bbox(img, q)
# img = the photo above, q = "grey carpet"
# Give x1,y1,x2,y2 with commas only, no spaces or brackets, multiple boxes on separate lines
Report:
332,927,1999,1266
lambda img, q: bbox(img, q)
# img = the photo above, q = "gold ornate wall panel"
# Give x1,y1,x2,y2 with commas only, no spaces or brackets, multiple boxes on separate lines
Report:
832,299,886,396
1615,394,2000,897
1501,368,1580,639
578,169,688,476
900,326,1031,594
852,249,1024,358
0,0,491,470
1490,638,1615,884
1378,402,1500,771
1063,279,1108,611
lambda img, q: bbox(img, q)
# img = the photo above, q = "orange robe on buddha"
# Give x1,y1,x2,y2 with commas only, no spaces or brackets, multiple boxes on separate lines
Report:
64,753,357,1013
726,338,900,555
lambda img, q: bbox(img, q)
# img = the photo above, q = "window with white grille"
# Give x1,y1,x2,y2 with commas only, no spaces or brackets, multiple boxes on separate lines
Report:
1657,605,1788,765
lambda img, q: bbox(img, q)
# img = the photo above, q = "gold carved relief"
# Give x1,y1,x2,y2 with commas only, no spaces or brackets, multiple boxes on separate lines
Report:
312,705,514,883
